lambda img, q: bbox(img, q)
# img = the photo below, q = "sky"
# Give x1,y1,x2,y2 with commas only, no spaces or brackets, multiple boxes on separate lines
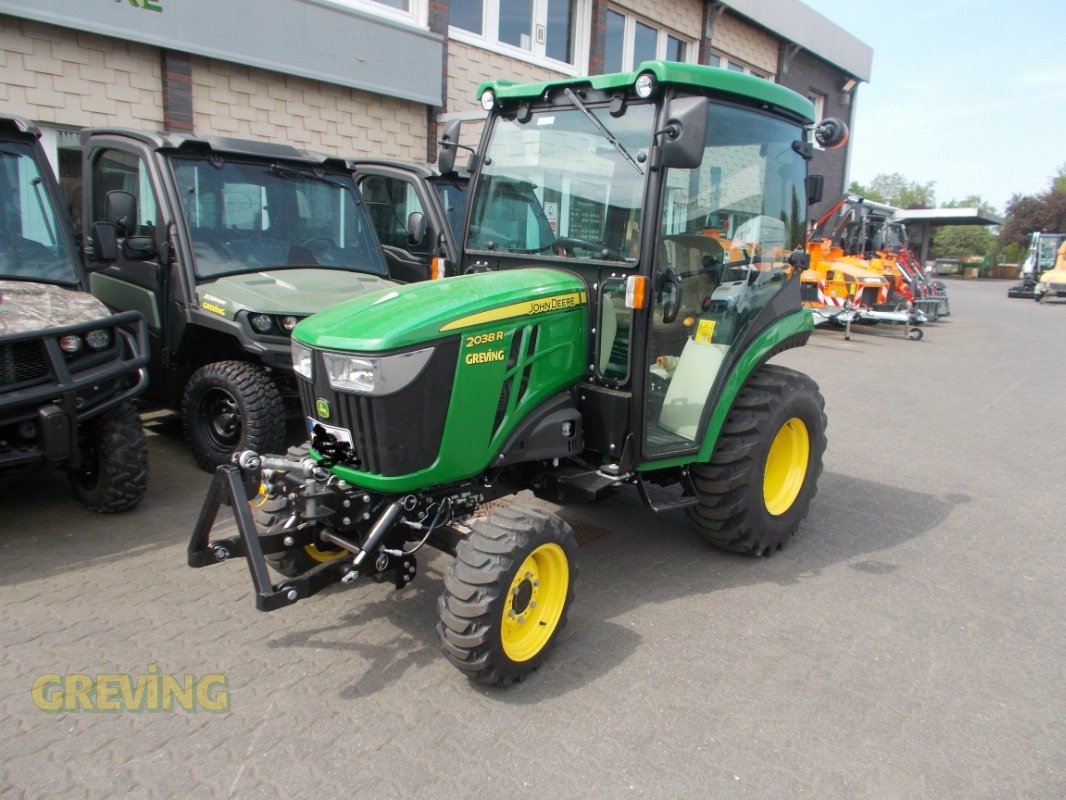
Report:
800,0,1066,214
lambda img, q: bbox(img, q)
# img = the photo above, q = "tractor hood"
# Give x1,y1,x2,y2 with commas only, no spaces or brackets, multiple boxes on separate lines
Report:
294,268,588,352
0,280,111,335
195,268,393,320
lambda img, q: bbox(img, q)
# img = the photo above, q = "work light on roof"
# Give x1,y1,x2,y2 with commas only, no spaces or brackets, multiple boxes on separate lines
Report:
634,72,656,99
480,89,496,111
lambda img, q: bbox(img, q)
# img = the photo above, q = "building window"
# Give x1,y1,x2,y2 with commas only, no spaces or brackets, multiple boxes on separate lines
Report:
708,51,774,81
332,0,427,27
808,90,827,148
450,0,587,70
601,8,694,73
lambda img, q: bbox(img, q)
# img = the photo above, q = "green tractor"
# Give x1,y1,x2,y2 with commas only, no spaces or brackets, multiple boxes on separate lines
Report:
190,62,847,684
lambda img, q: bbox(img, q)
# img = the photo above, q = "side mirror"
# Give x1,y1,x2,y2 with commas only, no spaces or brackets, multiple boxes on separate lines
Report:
406,211,426,246
104,190,138,237
121,235,157,261
438,119,461,175
90,222,119,263
806,174,825,206
813,117,849,149
659,96,708,169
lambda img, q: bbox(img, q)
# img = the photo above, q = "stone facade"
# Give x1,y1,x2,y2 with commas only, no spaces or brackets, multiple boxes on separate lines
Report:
0,15,163,130
190,58,427,160
615,0,704,38
710,11,779,75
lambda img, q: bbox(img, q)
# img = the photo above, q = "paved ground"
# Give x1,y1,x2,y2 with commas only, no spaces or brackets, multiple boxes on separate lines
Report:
2,279,1063,799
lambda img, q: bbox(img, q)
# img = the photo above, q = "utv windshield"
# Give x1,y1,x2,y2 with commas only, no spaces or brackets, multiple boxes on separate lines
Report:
0,142,79,285
172,158,387,279
467,103,655,262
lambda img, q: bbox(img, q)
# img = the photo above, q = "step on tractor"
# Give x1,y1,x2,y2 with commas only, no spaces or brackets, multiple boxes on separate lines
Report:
190,62,847,684
1008,231,1066,299
80,130,395,471
0,115,149,511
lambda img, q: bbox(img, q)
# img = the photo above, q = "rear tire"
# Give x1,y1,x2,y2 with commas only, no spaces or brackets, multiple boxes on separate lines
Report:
69,402,148,513
181,361,284,472
438,503,577,685
688,365,826,556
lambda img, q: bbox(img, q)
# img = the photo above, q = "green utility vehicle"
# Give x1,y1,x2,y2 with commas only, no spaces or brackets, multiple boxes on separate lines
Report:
191,63,846,684
1,115,148,512
352,159,470,282
81,130,394,470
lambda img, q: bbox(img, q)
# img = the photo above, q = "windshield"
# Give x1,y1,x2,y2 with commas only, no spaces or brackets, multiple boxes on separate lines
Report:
0,141,79,285
172,157,387,279
468,103,655,262
432,178,468,244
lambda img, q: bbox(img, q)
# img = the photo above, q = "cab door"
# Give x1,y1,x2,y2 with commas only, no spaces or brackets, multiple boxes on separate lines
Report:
355,168,436,282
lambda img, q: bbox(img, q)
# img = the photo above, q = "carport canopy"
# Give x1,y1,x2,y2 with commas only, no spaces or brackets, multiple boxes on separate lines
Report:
894,208,1005,266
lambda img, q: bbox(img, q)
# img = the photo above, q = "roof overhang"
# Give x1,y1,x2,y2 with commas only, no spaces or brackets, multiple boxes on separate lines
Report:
894,208,1005,227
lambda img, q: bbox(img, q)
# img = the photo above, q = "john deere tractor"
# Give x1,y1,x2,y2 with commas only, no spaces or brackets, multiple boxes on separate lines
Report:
191,62,846,684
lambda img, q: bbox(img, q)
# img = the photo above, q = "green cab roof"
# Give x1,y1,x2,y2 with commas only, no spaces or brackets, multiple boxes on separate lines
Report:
477,61,815,124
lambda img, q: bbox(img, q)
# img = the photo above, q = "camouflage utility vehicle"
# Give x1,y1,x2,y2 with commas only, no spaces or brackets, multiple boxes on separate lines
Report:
192,63,847,683
1,116,148,512
81,130,393,470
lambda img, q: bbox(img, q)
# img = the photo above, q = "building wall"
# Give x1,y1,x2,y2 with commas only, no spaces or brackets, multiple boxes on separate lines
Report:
776,47,855,220
710,11,778,74
0,15,163,129
191,58,427,160
614,0,703,38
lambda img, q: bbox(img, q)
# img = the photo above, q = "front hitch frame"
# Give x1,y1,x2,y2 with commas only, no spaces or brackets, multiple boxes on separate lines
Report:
187,464,416,611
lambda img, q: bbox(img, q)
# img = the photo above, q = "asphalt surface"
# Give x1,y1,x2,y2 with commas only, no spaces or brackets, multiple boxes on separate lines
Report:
2,278,1063,799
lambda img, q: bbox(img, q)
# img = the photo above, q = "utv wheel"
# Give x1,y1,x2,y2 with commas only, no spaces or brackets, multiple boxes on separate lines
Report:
908,327,924,340
181,361,284,472
689,364,826,556
438,503,577,685
253,480,347,578
69,402,148,513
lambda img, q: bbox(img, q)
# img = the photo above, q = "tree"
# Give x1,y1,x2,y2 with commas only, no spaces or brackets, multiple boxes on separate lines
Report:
930,196,998,260
1053,164,1066,195
1000,191,1066,249
868,173,936,209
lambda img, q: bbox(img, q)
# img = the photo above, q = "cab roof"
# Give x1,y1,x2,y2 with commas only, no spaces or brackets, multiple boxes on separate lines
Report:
478,60,815,124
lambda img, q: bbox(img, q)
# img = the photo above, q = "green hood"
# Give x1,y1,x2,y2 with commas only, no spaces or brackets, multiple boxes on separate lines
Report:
196,268,394,320
294,268,588,352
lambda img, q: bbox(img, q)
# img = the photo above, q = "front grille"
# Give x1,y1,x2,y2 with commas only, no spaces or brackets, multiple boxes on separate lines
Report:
860,286,880,307
300,338,460,476
0,342,49,388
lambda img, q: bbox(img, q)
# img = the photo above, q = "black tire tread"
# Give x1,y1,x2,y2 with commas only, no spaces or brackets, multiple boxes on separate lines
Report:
688,364,826,556
437,503,577,686
70,402,148,513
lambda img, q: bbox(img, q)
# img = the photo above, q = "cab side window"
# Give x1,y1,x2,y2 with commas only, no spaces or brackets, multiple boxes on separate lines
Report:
91,149,159,238
359,175,428,256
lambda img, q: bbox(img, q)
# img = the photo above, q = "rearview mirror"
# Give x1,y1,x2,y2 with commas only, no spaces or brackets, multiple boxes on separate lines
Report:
90,222,119,263
406,211,426,246
806,175,825,206
104,190,137,237
438,119,461,175
659,96,708,169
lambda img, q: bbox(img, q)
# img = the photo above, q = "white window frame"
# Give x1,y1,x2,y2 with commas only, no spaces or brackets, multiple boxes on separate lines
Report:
603,8,697,73
808,90,826,149
449,0,591,76
708,50,775,82
329,0,428,29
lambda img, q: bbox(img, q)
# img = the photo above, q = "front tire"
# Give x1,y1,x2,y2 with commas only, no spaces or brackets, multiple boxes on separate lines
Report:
438,504,577,685
181,361,285,472
253,488,348,578
689,365,826,556
69,402,148,513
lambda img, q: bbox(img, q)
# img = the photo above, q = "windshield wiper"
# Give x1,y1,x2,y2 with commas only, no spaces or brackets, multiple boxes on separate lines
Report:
268,165,349,188
562,87,644,175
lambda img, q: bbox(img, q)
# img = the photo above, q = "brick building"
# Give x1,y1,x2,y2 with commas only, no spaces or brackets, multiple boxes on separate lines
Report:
0,0,870,218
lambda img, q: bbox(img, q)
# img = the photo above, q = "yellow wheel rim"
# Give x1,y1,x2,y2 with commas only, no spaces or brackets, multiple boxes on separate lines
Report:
501,543,569,662
254,485,345,563
763,417,810,516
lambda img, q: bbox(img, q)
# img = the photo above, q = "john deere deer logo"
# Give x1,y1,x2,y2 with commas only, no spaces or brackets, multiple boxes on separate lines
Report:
315,399,330,419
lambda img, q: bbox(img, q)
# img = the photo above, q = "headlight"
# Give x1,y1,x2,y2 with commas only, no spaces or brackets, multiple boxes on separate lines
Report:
323,347,435,396
59,335,82,354
85,329,111,351
250,313,274,333
281,316,299,332
634,72,656,98
292,341,313,379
